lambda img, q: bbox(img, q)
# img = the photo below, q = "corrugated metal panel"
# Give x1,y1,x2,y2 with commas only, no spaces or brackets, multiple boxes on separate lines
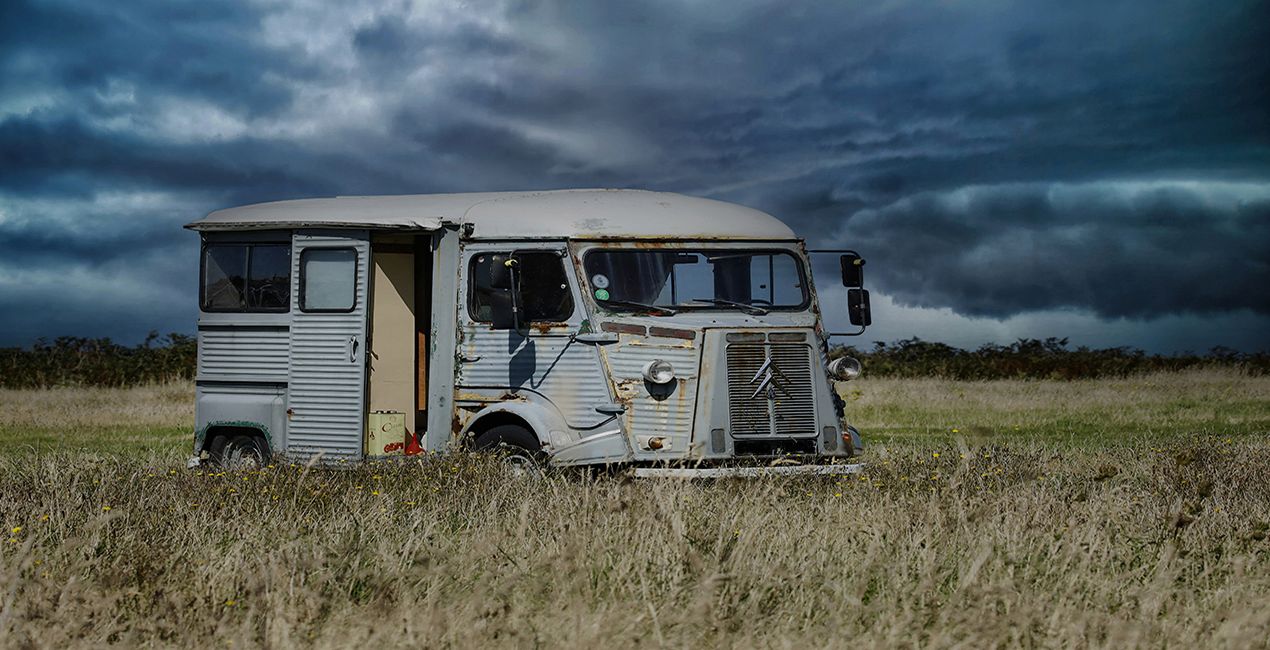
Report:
196,327,289,381
604,340,700,441
727,341,817,437
457,328,612,430
286,232,370,461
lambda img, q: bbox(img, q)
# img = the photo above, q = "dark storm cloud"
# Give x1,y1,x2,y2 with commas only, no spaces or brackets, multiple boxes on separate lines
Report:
836,181,1270,319
0,116,329,200
0,0,312,116
0,0,1268,348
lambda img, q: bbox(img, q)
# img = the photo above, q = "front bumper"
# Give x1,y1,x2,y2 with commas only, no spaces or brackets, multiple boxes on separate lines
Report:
631,462,864,479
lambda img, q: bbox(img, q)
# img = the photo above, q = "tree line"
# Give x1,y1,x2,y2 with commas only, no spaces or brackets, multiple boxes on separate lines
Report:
831,337,1268,380
0,333,1265,389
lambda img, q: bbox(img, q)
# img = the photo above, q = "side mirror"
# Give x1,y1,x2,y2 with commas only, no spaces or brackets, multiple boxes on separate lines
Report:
840,253,865,288
847,288,871,327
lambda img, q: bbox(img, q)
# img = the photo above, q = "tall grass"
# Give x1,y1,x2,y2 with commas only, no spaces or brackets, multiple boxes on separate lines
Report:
1,444,1268,647
1,373,1268,647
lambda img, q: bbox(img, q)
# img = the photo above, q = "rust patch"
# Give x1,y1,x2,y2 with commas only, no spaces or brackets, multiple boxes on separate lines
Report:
647,326,695,340
602,322,646,336
613,378,641,401
454,390,525,403
531,321,570,334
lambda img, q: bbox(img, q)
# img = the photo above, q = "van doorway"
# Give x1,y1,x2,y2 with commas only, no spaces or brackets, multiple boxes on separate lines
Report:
366,233,433,449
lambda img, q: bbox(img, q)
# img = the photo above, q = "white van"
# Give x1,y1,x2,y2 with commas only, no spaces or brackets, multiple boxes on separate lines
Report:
186,190,870,476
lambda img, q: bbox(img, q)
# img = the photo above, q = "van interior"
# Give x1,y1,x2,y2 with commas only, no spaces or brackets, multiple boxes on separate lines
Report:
367,233,433,442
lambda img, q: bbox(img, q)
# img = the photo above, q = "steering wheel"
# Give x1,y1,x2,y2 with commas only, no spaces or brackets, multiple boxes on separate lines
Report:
252,282,288,308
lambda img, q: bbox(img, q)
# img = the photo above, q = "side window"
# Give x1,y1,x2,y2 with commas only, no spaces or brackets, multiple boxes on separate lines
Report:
749,253,804,306
300,248,357,312
469,251,574,323
201,243,290,312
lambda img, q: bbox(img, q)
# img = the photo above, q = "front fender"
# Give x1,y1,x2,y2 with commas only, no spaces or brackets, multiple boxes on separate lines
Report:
459,401,570,451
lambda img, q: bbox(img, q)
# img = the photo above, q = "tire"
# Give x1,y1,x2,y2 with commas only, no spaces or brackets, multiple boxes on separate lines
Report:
473,424,545,477
210,434,269,470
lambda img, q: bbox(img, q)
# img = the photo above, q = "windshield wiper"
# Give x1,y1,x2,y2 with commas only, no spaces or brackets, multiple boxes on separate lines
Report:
687,298,769,315
598,298,677,315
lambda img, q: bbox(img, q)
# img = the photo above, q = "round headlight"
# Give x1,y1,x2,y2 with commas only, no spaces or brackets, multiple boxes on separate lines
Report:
641,359,676,384
828,356,862,381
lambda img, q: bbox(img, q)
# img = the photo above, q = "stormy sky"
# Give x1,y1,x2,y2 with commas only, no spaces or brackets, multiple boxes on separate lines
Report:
1,0,1267,352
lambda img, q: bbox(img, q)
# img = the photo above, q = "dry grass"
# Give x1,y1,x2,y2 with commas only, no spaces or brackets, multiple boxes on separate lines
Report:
0,382,191,454
1,371,1269,648
842,368,1270,444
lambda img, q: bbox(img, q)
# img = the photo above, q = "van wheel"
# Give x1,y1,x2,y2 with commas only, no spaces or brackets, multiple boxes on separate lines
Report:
474,424,544,478
211,435,269,470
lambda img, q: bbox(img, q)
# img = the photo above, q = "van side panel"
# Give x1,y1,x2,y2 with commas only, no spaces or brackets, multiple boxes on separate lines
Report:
194,231,293,455
197,326,290,382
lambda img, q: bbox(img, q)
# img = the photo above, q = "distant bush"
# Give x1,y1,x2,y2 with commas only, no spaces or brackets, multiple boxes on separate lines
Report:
1,333,1264,388
0,332,196,389
832,337,1270,380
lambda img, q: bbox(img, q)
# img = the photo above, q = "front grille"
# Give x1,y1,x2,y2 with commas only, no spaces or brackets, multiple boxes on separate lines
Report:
727,341,817,437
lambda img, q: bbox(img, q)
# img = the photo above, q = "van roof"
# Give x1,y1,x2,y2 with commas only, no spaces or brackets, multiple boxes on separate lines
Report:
185,189,798,240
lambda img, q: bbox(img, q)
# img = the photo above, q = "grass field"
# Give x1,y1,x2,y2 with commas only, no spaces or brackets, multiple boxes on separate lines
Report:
2,370,1269,647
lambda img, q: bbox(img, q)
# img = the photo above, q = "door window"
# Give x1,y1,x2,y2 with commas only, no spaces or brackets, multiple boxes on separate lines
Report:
300,248,358,312
469,251,574,323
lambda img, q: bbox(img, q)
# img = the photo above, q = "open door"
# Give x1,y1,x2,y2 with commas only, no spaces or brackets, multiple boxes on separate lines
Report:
286,230,371,461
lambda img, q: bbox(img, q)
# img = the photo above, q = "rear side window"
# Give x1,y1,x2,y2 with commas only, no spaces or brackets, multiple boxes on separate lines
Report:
201,243,291,312
469,251,574,323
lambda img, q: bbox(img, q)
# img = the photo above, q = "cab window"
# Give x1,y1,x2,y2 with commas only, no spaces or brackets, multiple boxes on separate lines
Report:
469,251,573,323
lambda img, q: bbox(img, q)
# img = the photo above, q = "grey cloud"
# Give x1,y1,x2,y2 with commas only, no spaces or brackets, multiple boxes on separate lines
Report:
837,182,1270,319
0,0,311,117
1,0,1268,348
0,116,335,205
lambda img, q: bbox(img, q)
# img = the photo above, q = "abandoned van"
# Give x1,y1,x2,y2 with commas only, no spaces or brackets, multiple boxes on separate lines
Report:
186,190,872,476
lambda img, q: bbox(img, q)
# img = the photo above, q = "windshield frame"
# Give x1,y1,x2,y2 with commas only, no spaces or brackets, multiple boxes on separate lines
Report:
579,245,813,314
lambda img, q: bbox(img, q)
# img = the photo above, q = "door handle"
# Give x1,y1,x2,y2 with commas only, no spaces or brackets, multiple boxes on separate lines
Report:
349,336,359,363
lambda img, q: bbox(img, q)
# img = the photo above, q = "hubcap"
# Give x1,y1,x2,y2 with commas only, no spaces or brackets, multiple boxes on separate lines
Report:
225,448,261,471
501,452,541,478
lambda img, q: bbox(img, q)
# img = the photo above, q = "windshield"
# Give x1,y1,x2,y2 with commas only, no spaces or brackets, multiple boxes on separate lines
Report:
583,248,809,313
